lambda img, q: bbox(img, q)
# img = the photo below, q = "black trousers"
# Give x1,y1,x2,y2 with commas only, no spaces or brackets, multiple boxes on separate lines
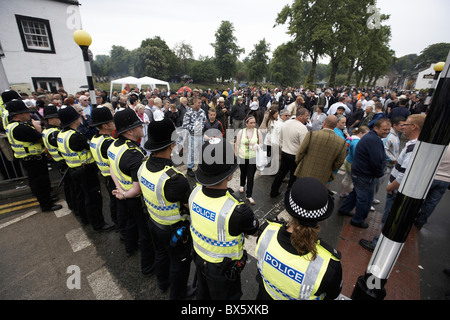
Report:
148,219,192,299
193,255,243,300
69,163,105,230
117,197,155,274
239,158,257,198
20,156,53,211
54,161,76,212
270,151,297,197
104,175,118,226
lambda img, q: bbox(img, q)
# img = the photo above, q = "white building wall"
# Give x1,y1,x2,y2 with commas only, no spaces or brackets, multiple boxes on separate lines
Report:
0,0,86,95
415,64,436,90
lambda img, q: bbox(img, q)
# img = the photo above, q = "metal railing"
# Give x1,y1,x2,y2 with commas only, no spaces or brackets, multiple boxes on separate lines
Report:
0,134,26,182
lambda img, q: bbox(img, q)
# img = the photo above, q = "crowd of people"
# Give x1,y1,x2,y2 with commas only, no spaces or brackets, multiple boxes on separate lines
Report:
0,82,449,301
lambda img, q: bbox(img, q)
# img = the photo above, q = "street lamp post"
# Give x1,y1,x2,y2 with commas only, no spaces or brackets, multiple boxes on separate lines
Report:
423,61,445,113
351,53,450,300
73,29,96,108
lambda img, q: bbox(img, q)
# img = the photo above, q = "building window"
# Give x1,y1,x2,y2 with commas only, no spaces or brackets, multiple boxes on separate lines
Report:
32,77,63,93
15,15,55,54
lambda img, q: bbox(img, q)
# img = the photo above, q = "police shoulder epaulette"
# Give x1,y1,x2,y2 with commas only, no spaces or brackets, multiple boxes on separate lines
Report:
165,167,179,180
319,239,342,260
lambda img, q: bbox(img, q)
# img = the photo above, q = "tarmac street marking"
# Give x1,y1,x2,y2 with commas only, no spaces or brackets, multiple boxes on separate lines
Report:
65,227,92,252
54,200,71,218
87,267,123,300
0,210,38,229
0,197,38,209
0,199,39,215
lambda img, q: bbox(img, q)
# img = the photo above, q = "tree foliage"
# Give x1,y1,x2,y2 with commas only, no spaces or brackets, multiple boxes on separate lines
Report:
211,20,244,82
246,39,270,84
269,43,302,86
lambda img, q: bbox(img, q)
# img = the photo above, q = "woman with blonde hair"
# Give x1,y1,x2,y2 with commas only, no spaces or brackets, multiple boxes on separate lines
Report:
255,178,342,300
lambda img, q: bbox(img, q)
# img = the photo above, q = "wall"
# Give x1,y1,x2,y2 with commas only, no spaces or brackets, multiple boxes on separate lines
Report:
0,0,86,95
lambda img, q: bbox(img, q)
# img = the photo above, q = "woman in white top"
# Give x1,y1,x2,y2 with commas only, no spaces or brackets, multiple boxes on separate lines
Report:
235,116,263,205
310,105,327,131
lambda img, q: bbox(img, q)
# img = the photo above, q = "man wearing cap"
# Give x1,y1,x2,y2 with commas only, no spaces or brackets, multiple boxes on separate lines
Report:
255,178,342,300
189,139,259,299
138,117,194,299
41,105,76,212
89,107,118,228
108,108,155,276
215,96,230,132
5,99,62,212
57,105,112,231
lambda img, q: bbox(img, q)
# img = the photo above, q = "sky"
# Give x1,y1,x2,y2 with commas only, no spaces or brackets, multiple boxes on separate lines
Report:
78,0,450,63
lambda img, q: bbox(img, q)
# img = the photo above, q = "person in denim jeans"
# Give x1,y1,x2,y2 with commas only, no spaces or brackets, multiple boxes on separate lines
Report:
338,118,391,228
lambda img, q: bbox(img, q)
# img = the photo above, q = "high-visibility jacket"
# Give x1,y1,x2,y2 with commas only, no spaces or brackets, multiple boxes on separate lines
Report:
138,164,186,226
189,185,244,263
107,139,143,191
255,221,339,300
90,134,114,177
57,129,94,168
6,122,44,158
42,127,63,162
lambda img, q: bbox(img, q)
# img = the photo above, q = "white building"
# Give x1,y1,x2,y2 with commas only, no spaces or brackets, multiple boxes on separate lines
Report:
0,0,87,95
414,64,437,90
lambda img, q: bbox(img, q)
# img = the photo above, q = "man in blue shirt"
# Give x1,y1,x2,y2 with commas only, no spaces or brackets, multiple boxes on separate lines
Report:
338,118,391,228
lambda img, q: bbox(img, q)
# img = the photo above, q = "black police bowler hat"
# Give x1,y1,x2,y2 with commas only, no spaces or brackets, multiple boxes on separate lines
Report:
6,99,30,116
89,106,114,127
284,177,334,227
113,108,142,136
195,139,238,187
58,105,80,128
144,117,177,152
1,90,21,104
43,105,59,119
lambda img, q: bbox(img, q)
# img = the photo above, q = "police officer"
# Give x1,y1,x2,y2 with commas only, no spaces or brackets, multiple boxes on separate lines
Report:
57,105,113,231
255,177,342,300
189,139,259,300
1,90,21,132
108,108,155,276
138,117,195,299
89,107,118,228
5,99,62,212
42,105,76,212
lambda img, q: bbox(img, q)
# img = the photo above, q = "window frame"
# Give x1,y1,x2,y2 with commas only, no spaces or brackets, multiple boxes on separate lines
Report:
15,14,56,54
31,77,63,93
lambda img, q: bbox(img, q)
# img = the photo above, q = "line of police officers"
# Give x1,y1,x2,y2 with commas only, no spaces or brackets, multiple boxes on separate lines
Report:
1,89,342,300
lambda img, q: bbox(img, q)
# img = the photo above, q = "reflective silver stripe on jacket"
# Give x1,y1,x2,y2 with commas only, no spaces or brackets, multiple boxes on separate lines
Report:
256,227,325,300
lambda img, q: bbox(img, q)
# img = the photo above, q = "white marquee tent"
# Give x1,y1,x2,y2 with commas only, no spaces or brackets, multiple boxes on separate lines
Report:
109,76,170,97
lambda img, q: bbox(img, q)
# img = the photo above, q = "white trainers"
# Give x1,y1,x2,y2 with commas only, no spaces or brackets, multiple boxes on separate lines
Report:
247,197,256,205
370,206,375,211
239,186,244,193
373,199,380,204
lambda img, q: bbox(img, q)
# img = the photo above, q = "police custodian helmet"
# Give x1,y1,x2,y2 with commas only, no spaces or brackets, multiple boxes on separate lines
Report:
113,108,142,135
58,105,80,128
89,106,114,127
195,138,238,187
144,117,177,152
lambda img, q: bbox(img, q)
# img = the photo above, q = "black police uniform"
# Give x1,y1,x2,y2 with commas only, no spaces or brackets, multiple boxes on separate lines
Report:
144,155,193,298
7,119,57,211
192,187,259,300
110,136,155,275
43,122,77,212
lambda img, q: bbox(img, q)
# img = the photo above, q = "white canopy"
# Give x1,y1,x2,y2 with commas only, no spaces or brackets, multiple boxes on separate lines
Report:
109,76,139,97
109,76,170,98
136,76,170,92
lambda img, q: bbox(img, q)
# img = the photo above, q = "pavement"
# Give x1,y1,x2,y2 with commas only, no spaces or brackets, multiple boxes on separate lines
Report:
1,159,450,301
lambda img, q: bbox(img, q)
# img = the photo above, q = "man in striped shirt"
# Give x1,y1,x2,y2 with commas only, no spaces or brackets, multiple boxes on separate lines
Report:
359,114,426,252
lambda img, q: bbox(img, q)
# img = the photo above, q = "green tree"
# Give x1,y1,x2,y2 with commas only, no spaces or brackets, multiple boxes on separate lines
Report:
211,21,244,82
139,36,180,80
109,45,132,77
275,0,333,89
246,39,270,84
133,46,170,80
269,43,302,86
174,41,194,76
414,43,450,68
190,56,218,83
